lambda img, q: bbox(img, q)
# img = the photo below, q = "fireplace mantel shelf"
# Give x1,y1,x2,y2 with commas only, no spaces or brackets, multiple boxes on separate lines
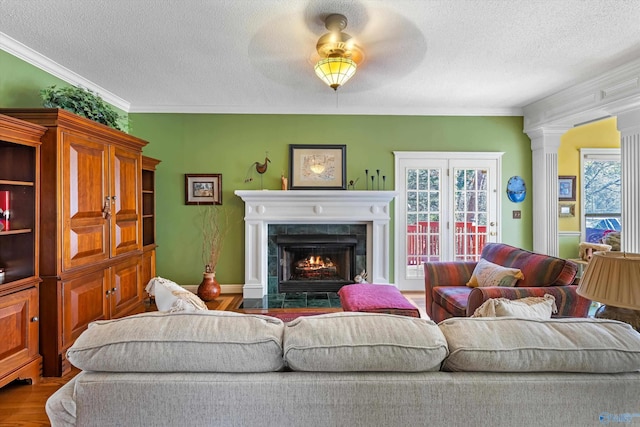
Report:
235,190,397,299
235,190,396,202
235,190,397,222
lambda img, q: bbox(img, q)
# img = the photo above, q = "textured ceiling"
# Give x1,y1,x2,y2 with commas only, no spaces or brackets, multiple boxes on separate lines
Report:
1,0,640,115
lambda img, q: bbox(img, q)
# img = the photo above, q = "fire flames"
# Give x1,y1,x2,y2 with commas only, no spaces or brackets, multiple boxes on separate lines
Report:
296,255,334,270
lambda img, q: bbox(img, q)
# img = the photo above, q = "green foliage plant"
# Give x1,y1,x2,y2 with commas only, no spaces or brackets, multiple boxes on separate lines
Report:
40,85,125,131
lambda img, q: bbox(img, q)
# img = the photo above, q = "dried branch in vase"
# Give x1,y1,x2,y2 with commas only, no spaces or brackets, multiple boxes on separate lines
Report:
200,205,234,273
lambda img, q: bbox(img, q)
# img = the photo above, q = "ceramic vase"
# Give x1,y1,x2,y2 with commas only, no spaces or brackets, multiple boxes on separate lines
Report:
197,271,220,301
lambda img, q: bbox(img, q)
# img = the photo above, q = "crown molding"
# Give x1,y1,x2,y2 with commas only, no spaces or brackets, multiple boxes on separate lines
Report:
0,32,130,112
523,58,640,132
128,103,523,117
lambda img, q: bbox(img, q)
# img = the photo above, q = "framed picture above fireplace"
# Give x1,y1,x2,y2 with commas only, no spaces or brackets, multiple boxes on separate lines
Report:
289,144,346,190
185,173,222,205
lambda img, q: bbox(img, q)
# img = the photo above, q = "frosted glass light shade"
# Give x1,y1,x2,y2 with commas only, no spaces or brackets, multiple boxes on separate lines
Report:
314,57,357,90
577,251,640,310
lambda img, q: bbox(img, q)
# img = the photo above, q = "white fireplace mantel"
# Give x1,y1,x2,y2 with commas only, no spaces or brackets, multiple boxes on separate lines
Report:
235,190,397,299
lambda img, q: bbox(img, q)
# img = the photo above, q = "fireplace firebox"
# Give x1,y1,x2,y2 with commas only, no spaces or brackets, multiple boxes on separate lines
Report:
277,234,357,293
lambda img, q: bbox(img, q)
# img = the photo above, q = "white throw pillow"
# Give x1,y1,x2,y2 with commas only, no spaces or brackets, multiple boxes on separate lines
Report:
471,294,557,319
466,258,524,288
145,276,207,312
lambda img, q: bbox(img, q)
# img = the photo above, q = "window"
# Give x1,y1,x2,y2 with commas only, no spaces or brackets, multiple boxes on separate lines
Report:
580,149,621,243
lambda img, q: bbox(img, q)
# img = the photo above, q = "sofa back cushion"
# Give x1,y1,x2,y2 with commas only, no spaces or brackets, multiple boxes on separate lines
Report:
481,243,577,287
67,311,285,373
283,312,448,372
439,317,640,373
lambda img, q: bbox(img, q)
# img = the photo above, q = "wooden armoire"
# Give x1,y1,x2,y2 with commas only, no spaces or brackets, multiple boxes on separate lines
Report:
0,109,151,376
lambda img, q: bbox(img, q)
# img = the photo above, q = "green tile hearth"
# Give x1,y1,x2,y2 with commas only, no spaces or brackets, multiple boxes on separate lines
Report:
240,292,341,309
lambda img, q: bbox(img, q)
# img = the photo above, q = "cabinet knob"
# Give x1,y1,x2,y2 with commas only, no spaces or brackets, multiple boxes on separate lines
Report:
103,197,112,220
106,289,111,296
111,287,117,292
31,316,39,322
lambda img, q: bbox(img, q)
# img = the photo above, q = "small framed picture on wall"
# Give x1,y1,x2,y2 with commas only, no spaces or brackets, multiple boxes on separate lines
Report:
185,174,222,205
558,175,576,201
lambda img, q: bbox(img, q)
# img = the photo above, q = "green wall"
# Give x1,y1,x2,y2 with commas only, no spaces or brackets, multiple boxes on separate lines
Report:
130,113,533,286
1,49,533,287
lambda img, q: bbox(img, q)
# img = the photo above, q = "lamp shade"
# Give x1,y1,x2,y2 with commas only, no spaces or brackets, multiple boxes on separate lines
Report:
314,57,357,90
577,252,640,310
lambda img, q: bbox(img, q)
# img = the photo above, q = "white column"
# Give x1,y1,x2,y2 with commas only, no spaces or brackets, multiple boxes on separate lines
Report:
617,108,640,253
526,126,569,256
242,220,268,299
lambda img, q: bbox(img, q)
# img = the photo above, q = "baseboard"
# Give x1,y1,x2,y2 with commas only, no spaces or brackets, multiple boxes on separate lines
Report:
184,284,243,295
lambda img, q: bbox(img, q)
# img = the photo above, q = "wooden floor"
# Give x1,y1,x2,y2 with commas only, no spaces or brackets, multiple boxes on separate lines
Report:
0,367,80,426
0,291,426,425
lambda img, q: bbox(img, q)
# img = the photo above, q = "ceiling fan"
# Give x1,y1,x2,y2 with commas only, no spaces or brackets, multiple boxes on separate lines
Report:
247,5,427,94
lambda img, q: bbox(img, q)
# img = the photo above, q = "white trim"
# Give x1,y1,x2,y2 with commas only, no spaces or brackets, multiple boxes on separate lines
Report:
559,231,581,237
128,104,522,116
0,32,130,112
524,58,640,131
183,284,243,295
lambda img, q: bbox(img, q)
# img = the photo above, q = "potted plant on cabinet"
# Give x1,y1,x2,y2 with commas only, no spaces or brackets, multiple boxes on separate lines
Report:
40,85,127,131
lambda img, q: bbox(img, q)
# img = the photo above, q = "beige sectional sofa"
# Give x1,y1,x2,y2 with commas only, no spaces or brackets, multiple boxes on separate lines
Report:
47,311,640,427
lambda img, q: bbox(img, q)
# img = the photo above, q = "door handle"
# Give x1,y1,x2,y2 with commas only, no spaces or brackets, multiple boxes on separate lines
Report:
102,196,112,220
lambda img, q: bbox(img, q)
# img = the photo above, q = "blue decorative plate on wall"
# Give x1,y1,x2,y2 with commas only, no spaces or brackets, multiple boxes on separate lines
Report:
506,176,526,203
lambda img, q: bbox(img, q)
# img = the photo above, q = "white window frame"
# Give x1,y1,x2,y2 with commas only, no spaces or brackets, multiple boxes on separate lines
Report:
579,148,621,242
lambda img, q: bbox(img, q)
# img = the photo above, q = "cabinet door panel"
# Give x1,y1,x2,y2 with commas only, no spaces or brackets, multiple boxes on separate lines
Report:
62,133,109,270
110,257,141,318
111,147,141,257
0,288,38,372
61,271,108,347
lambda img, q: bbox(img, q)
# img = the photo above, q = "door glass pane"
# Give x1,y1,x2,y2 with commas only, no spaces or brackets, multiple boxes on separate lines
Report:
453,168,488,261
406,168,441,268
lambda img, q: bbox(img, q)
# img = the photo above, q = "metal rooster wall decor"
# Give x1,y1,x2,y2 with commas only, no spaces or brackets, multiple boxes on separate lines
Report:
244,152,271,189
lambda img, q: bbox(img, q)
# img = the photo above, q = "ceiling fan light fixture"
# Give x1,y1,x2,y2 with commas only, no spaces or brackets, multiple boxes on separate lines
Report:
314,56,357,91
314,14,363,91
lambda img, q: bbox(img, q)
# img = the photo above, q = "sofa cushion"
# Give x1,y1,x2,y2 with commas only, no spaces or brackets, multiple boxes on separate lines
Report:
67,311,285,373
283,312,448,372
144,276,207,312
466,258,524,288
471,294,557,319
480,243,577,287
432,286,471,317
439,317,640,373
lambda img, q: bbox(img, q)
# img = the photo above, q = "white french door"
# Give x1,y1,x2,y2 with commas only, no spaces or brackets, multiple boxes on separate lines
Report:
394,152,503,290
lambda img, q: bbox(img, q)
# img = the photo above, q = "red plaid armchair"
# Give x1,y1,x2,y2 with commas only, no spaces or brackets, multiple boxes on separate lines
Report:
423,243,591,322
